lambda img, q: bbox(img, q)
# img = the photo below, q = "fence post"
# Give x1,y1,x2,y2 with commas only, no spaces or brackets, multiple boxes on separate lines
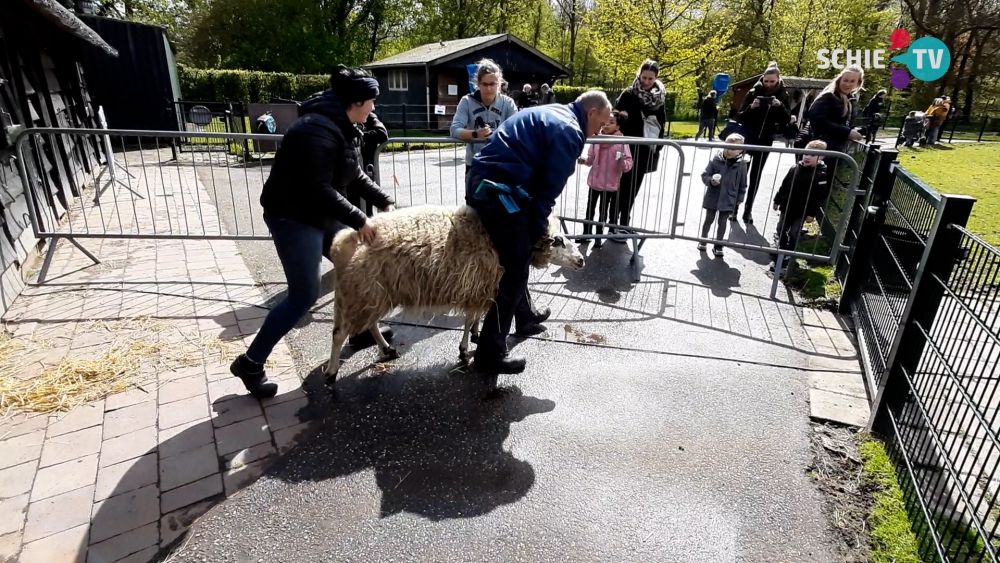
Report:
868,193,976,435
838,146,893,314
979,115,989,143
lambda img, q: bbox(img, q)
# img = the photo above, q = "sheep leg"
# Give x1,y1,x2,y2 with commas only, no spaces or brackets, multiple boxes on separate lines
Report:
459,315,475,363
470,316,480,344
371,324,400,361
325,324,349,380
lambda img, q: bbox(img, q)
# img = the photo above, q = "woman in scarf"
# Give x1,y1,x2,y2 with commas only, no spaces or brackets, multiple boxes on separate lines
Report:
732,61,791,224
612,59,667,238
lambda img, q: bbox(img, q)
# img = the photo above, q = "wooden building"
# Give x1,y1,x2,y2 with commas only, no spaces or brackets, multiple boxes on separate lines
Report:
0,0,117,314
363,34,570,131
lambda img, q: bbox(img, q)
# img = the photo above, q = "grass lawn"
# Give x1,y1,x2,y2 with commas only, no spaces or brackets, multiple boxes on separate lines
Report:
894,143,1000,245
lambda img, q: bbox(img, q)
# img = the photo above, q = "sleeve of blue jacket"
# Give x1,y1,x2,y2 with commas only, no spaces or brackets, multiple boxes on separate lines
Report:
529,122,585,241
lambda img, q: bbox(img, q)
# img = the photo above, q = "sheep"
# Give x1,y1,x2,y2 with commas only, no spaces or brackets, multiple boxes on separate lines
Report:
324,204,585,378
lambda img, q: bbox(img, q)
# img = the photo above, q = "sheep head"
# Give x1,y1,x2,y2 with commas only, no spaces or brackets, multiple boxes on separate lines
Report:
531,231,585,270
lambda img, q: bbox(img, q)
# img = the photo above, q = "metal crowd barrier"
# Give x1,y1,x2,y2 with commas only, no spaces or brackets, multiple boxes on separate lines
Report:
14,127,862,295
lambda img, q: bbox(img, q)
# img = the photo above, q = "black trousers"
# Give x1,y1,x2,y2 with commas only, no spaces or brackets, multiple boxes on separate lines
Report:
740,141,772,219
584,189,614,235
474,206,537,360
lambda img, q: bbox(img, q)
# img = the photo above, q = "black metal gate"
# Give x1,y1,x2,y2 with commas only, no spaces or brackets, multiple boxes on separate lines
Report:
838,145,998,561
171,100,251,157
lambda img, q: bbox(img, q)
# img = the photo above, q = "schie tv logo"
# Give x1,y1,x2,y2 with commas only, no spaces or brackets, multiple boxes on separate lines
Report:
816,29,951,89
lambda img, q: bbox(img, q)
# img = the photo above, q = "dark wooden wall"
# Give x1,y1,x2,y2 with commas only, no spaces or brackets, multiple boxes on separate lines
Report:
0,4,102,309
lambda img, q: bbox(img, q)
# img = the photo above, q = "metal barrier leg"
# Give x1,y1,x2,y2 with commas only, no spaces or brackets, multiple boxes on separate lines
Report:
35,236,100,284
769,253,785,299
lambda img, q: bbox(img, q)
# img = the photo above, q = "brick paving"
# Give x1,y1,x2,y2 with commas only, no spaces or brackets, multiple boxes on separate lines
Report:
0,158,315,562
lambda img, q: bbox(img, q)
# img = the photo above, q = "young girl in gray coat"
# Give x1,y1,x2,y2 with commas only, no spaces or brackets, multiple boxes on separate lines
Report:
699,134,748,256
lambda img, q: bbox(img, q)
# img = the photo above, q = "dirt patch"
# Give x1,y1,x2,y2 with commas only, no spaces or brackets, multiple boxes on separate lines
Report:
562,324,607,344
807,422,874,562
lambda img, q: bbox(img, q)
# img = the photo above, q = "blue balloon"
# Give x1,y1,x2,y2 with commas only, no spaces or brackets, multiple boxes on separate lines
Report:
890,37,951,83
712,73,730,97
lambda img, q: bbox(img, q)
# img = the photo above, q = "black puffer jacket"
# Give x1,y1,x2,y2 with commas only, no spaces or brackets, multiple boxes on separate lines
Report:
807,91,852,152
774,162,830,221
736,82,792,144
259,90,394,231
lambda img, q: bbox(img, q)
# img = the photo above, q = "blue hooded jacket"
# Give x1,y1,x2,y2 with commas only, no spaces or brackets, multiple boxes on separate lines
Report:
465,101,589,242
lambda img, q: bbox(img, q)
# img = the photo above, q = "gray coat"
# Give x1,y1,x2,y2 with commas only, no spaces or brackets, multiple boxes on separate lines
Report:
701,154,749,212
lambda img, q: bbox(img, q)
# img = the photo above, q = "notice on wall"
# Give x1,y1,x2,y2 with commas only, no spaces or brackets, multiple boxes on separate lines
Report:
448,84,458,96
434,105,447,115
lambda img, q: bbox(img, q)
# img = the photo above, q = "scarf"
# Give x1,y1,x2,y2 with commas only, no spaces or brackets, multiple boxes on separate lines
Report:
628,76,666,111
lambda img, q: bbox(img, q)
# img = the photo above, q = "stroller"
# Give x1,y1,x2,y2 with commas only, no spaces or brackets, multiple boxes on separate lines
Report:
900,111,925,147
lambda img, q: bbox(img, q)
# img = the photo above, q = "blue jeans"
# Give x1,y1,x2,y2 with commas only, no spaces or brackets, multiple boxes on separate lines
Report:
246,213,343,364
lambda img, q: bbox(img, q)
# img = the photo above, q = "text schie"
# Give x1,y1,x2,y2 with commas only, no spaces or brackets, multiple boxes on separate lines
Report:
816,49,887,69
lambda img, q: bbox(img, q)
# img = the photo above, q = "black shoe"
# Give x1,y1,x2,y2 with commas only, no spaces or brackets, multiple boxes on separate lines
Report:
516,307,551,335
348,326,394,349
474,353,526,374
743,214,754,225
230,355,278,399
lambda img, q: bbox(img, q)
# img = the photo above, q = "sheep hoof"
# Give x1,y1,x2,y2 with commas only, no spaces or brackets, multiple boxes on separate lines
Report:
459,349,470,364
323,361,339,378
470,333,479,344
380,346,401,361
324,372,337,388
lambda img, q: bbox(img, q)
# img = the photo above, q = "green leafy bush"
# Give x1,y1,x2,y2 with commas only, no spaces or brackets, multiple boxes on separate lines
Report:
178,65,328,103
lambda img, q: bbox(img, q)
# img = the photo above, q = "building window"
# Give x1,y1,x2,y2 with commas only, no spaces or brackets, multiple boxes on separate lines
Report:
388,70,408,91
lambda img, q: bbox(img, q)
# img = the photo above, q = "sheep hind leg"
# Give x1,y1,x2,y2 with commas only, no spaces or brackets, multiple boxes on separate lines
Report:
325,323,349,381
470,316,480,344
371,324,400,361
459,315,476,363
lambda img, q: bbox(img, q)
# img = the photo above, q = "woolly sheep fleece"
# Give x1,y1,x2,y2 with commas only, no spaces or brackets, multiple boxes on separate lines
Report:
328,205,559,336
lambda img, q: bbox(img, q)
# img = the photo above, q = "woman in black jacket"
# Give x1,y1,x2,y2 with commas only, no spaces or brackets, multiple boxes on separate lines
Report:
231,66,396,398
732,61,791,224
613,59,668,236
808,66,866,153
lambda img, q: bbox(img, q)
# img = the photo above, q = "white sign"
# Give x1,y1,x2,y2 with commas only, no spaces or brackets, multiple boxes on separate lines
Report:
434,105,446,115
448,84,458,96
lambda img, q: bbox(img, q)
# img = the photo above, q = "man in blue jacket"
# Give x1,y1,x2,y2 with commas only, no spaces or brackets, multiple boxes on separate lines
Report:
466,90,611,373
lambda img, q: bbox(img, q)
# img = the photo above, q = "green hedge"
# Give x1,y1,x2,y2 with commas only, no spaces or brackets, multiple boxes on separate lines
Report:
551,86,678,119
178,65,329,104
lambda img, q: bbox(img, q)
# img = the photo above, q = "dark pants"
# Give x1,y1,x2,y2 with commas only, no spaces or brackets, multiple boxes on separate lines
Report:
614,166,648,227
695,119,717,141
777,212,805,252
740,142,772,219
584,189,614,235
248,214,345,363
701,209,730,249
474,207,537,360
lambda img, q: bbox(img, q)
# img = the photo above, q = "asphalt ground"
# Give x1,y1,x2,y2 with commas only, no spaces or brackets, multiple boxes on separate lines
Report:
167,143,851,561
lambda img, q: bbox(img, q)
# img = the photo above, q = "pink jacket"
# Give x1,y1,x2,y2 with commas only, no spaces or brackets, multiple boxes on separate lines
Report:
582,132,633,192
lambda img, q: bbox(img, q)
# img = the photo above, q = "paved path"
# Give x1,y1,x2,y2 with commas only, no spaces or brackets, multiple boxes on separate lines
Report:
0,163,312,562
0,143,869,562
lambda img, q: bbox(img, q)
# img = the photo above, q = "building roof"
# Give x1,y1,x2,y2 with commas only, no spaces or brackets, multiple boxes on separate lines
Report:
364,33,570,76
14,0,118,56
733,74,829,90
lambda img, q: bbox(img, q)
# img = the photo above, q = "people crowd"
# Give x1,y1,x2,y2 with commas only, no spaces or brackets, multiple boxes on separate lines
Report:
231,52,935,396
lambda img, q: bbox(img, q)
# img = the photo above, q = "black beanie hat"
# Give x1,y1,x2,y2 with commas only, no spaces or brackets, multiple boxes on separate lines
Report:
330,65,380,106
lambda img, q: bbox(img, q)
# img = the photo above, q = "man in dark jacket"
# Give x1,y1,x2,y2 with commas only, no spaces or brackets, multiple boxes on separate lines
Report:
345,111,389,216
862,90,886,143
231,66,395,398
466,90,611,373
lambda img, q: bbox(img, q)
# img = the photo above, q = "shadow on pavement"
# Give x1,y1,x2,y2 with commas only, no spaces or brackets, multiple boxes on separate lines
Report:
689,255,742,298
271,365,555,521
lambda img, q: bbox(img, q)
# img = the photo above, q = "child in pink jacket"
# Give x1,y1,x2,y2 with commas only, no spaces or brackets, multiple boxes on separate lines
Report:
578,110,633,247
